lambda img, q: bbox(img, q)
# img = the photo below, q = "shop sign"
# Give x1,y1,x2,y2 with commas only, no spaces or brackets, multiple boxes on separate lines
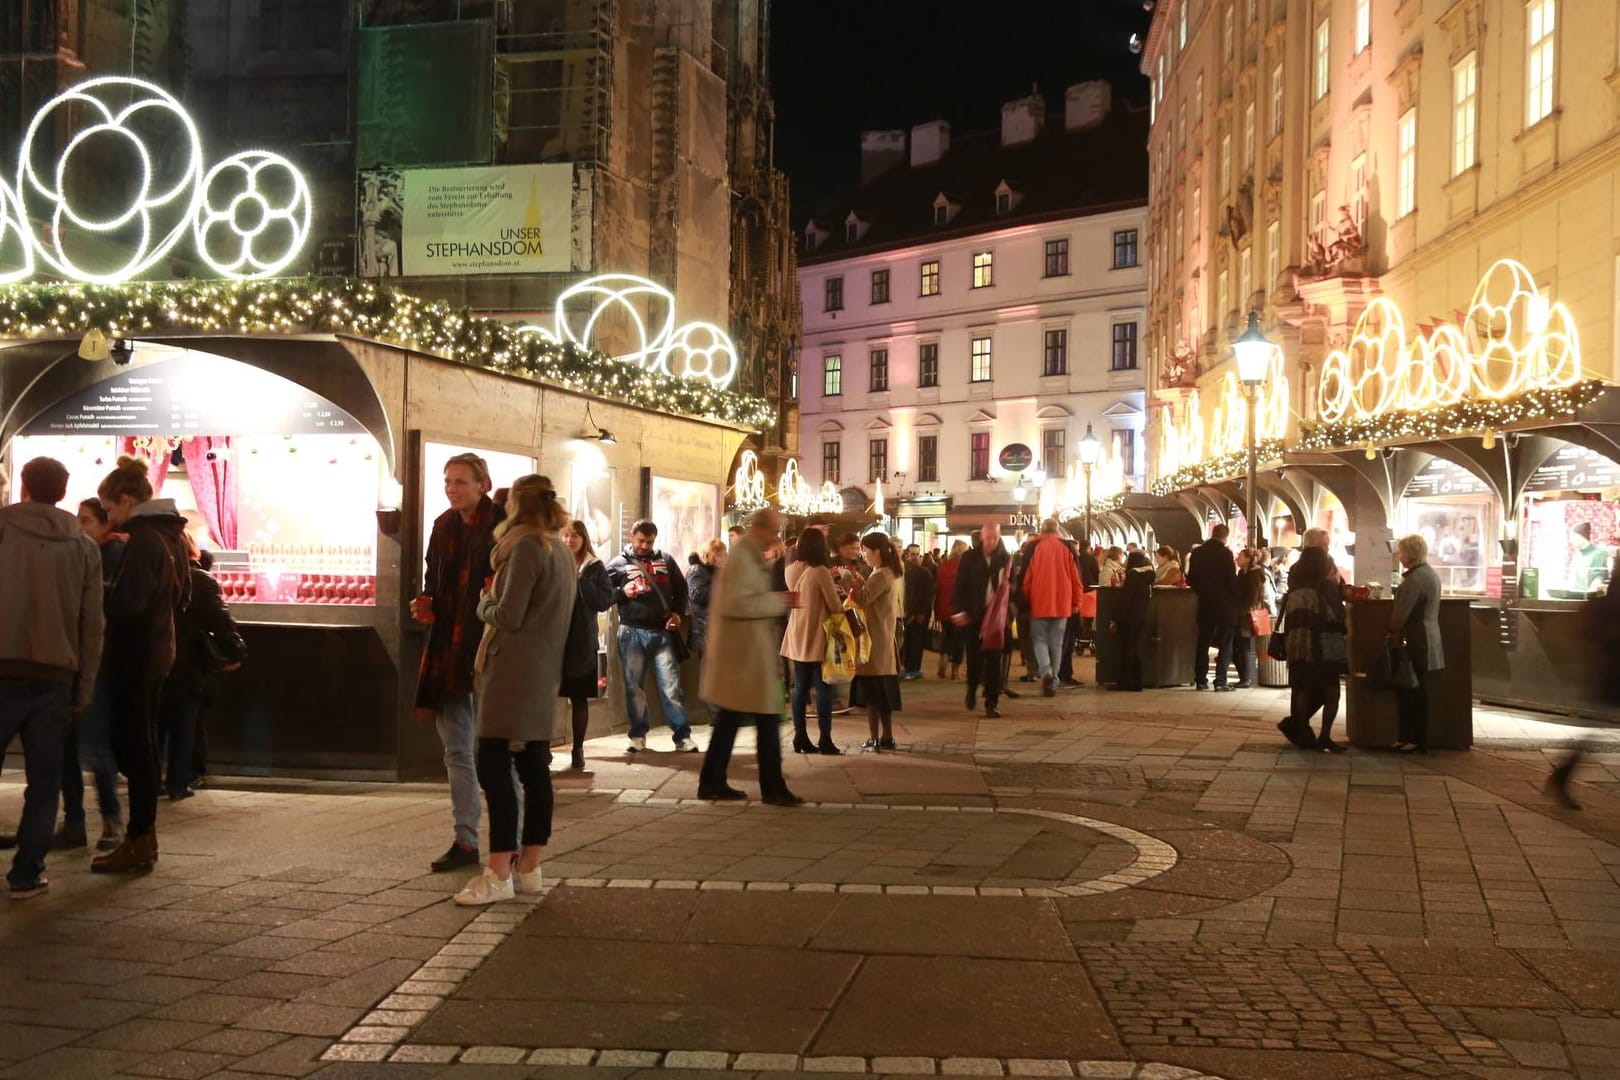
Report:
22,353,362,437
1008,511,1041,529
1405,458,1492,498
1522,445,1620,493
357,163,590,277
0,77,311,284
999,443,1034,472
1318,260,1582,422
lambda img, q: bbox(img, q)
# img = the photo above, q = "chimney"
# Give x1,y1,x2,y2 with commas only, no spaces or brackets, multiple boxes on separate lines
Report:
860,130,907,185
910,120,950,167
1001,88,1046,146
1065,81,1112,131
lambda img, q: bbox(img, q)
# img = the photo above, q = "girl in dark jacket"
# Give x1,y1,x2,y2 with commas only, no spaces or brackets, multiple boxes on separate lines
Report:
158,537,246,799
94,456,192,873
1110,551,1154,691
560,521,615,771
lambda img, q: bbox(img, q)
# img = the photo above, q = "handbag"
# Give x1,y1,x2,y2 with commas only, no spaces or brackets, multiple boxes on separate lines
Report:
642,556,691,663
1266,611,1288,660
1249,607,1273,637
981,566,1011,651
1373,643,1417,690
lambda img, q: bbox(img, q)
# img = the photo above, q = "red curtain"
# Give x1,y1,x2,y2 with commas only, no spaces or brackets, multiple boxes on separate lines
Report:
181,436,238,550
115,437,173,496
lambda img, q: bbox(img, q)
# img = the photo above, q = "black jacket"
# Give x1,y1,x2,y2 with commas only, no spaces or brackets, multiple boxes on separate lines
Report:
564,559,614,679
685,562,718,651
1186,538,1239,621
951,543,1011,622
105,502,192,684
169,566,247,686
605,546,691,629
903,563,935,620
1118,566,1153,624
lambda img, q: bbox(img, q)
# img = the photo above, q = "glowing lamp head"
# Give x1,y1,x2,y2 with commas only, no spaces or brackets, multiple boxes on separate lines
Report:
1077,423,1102,467
1481,429,1496,451
1232,311,1272,386
1013,484,1027,502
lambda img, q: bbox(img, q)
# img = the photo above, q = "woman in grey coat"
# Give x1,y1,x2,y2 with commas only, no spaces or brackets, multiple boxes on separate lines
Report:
454,474,576,906
1389,533,1444,753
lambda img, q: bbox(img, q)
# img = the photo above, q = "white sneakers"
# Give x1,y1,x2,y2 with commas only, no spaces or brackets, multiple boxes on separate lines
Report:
675,738,700,753
452,864,544,906
627,736,647,752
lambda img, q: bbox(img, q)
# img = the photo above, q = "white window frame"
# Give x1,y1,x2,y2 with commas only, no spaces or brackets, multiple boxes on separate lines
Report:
1194,73,1204,123
1190,185,1202,256
970,335,993,383
1354,0,1371,54
1310,190,1326,245
1238,247,1252,312
1452,52,1478,176
1397,109,1417,218
1220,133,1231,195
1270,63,1285,136
1223,4,1235,59
1178,2,1188,49
971,250,994,289
1526,0,1556,128
1266,221,1280,291
1243,102,1255,168
1314,19,1331,100
1350,152,1368,228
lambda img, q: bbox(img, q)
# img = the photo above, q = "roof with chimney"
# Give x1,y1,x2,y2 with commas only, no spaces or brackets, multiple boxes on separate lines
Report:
800,83,1150,266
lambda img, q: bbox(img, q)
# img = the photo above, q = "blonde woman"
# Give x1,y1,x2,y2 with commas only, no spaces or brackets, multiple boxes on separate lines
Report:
455,475,576,905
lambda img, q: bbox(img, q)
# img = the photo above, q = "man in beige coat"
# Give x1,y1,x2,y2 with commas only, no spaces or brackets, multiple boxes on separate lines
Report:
698,508,803,805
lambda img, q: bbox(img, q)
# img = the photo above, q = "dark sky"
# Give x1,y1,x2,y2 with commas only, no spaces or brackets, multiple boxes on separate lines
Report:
770,0,1153,217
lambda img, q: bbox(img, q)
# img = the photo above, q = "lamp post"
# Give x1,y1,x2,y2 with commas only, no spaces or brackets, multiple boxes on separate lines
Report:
1077,423,1101,548
1232,311,1273,550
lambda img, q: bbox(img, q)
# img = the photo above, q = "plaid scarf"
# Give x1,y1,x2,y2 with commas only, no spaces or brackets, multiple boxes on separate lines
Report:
415,498,500,710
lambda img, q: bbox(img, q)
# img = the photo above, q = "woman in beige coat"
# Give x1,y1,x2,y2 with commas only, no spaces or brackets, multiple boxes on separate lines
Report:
781,528,844,755
454,475,576,906
843,532,902,750
698,509,802,805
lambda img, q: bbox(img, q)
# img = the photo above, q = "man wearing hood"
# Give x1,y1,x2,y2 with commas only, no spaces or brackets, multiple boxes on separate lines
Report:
0,458,103,897
606,520,695,753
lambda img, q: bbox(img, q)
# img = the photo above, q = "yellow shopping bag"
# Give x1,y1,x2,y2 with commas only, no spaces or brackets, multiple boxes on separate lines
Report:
822,612,857,684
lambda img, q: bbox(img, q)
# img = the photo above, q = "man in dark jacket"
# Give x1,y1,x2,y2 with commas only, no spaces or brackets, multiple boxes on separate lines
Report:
900,547,935,679
411,452,503,873
951,522,1012,718
0,458,103,898
606,520,696,753
1187,524,1240,690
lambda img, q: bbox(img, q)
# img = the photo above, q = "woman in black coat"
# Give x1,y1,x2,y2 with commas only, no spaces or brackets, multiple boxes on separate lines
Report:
1111,551,1153,691
560,521,615,771
159,540,246,799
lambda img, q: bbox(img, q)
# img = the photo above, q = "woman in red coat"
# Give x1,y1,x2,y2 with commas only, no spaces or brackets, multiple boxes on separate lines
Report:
933,540,967,679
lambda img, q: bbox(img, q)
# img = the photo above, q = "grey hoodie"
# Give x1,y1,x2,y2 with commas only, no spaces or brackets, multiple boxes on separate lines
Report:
0,501,105,708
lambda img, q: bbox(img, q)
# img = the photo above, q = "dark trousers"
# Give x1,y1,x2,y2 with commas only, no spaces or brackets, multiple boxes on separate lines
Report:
1058,618,1078,683
1233,634,1255,685
790,660,834,744
1016,609,1038,676
1396,667,1434,748
63,673,121,824
1195,616,1235,687
157,676,203,797
0,678,71,886
475,737,553,852
901,620,929,674
109,677,162,839
1288,665,1341,741
964,631,1002,707
939,624,964,664
700,709,787,796
1116,619,1146,690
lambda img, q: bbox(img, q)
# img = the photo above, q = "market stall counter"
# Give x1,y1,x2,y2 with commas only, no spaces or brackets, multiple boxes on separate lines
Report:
1095,586,1199,689
1470,601,1610,718
1345,598,1474,750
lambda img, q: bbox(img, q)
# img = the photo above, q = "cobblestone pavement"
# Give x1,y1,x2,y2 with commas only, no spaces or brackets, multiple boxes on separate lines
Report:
2,666,1619,1080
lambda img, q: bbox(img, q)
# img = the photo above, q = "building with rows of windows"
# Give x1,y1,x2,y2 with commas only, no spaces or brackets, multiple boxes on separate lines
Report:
794,83,1150,550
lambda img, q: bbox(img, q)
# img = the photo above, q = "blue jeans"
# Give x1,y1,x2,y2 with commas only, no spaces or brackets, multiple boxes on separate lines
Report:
790,659,834,744
1031,617,1068,679
78,673,122,821
0,679,72,886
617,625,690,741
434,693,480,849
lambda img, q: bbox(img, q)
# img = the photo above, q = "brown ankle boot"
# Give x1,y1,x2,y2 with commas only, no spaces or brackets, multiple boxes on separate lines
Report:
950,662,960,681
91,832,157,873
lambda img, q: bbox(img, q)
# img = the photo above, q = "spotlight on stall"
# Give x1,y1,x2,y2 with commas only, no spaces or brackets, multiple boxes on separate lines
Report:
1129,33,1144,54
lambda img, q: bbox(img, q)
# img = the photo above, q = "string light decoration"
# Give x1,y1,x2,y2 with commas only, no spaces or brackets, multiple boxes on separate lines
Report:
0,278,776,428
1055,432,1134,517
1297,380,1606,451
1151,438,1286,497
776,457,814,516
192,151,312,279
731,449,767,511
816,481,845,514
544,273,740,389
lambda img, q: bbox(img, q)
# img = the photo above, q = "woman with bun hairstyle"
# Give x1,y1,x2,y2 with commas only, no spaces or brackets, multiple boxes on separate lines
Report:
843,532,903,750
453,474,576,905
92,456,192,873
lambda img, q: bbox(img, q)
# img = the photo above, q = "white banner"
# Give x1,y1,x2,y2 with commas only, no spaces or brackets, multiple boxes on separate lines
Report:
358,163,592,278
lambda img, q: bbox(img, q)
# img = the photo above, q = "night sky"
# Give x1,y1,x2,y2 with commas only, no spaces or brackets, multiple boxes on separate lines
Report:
770,0,1153,218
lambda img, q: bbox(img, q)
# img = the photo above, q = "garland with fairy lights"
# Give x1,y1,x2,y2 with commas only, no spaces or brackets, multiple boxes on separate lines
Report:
0,278,776,429
1151,439,1286,497
1296,379,1606,452
1055,491,1129,520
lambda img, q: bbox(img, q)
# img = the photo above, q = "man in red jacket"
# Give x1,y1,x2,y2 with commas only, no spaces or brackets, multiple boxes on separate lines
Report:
1021,519,1084,697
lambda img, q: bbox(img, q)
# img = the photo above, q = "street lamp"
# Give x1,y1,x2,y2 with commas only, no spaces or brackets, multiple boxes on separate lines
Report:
1077,423,1101,548
1232,311,1273,550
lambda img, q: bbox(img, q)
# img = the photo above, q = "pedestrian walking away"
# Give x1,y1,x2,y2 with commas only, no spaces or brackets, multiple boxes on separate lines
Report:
698,508,802,805
1187,524,1239,690
0,457,104,898
413,452,504,873
607,520,697,753
454,475,576,906
1019,519,1084,697
951,522,1011,719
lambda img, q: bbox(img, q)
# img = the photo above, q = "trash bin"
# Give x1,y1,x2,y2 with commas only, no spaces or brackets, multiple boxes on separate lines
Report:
1257,636,1288,687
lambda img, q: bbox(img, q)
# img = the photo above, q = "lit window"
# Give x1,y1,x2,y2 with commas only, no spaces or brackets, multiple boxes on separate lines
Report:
1243,102,1255,167
823,355,842,396
917,435,938,483
868,439,887,484
822,441,841,484
1224,4,1235,58
1112,323,1139,371
1189,186,1201,255
1043,329,1068,377
970,336,993,383
1178,2,1187,48
1117,430,1138,476
1270,63,1284,136
920,259,940,296
1397,109,1417,218
1309,190,1326,244
970,432,991,481
1238,247,1251,310
824,276,843,312
1220,133,1231,196
1452,53,1478,176
871,268,890,304
1527,0,1556,126
918,342,939,388
1042,428,1067,478
1178,101,1186,146
1194,73,1204,123
869,348,889,393
1314,19,1331,100
1113,229,1139,269
1045,238,1070,277
1266,221,1280,291
1354,0,1370,53
1216,269,1229,325
971,251,994,288
1350,152,1368,228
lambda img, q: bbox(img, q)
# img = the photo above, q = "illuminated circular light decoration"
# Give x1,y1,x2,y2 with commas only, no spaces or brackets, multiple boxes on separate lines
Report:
547,272,740,391
8,76,315,284
777,457,813,516
652,320,739,388
732,449,767,511
193,151,312,279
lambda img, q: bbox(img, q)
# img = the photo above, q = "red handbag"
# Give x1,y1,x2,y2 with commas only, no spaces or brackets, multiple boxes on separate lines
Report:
1249,607,1273,637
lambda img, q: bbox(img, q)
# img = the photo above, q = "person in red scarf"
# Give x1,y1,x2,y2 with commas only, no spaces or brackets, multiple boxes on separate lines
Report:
412,453,504,873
